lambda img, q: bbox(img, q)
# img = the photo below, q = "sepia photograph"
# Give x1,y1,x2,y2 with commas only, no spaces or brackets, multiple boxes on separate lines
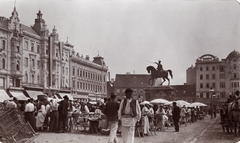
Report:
0,0,240,142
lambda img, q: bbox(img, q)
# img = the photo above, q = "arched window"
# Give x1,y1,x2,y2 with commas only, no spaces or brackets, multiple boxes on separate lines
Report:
2,58,5,69
16,61,20,71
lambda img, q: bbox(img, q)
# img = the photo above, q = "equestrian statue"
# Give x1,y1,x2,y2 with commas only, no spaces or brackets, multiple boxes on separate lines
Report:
146,60,173,86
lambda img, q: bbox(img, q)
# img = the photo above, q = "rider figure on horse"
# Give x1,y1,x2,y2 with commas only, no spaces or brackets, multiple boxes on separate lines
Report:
155,60,163,76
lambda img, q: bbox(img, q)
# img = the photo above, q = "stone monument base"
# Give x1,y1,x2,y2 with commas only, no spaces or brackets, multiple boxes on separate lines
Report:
144,86,174,101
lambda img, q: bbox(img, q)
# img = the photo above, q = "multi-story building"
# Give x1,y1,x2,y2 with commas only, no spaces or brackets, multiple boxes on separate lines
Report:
187,51,240,109
0,7,108,100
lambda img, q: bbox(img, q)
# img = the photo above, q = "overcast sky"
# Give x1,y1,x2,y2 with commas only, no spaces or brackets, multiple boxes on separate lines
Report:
1,0,240,85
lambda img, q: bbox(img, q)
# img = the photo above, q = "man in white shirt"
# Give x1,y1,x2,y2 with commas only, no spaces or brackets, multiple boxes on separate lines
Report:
118,88,141,143
24,98,37,131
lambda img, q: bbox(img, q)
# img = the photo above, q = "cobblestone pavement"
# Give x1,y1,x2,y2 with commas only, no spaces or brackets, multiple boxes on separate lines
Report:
33,115,240,143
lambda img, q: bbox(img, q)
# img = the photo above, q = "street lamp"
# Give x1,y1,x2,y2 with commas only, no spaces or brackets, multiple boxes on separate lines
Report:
209,88,214,119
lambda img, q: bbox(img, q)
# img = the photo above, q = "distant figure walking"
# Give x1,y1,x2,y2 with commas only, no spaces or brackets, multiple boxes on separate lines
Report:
172,102,180,132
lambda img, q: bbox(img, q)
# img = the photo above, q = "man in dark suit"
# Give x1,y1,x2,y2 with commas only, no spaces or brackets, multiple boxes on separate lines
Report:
57,95,69,133
104,93,119,143
172,102,180,132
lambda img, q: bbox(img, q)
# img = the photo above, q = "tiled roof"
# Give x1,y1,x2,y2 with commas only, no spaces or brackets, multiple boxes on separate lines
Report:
21,24,39,35
115,74,151,88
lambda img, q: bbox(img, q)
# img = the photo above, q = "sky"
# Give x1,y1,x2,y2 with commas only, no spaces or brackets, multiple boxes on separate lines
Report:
0,0,240,85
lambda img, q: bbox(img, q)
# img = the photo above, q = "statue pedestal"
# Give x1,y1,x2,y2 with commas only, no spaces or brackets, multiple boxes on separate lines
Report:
144,86,174,101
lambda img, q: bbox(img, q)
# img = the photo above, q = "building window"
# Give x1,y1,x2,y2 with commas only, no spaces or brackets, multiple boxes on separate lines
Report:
66,68,68,75
31,59,35,68
37,75,40,84
32,75,34,83
77,70,79,77
37,45,40,53
212,83,216,89
72,68,75,75
233,64,236,70
206,83,209,88
220,66,225,72
16,46,20,53
80,70,82,77
2,59,5,69
206,66,209,71
25,41,28,50
46,46,48,55
220,82,225,88
31,43,34,52
234,73,237,79
16,61,20,71
25,58,28,67
25,73,28,82
200,83,203,88
37,60,40,67
56,48,58,57
212,66,215,71
220,74,225,79
206,93,209,98
200,74,203,80
200,66,202,71
2,40,5,51
206,74,209,80
200,93,203,98
212,74,215,80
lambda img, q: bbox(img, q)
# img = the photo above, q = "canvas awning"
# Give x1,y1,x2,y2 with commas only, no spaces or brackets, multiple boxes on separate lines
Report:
26,90,45,100
72,94,88,99
9,91,29,101
0,89,11,102
59,93,73,101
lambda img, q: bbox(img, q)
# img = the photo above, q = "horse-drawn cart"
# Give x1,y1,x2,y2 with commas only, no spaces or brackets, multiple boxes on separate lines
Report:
0,108,38,143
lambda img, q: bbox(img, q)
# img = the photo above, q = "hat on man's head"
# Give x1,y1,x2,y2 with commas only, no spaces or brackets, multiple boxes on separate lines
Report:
110,93,117,99
173,102,177,105
124,88,133,93
63,95,69,100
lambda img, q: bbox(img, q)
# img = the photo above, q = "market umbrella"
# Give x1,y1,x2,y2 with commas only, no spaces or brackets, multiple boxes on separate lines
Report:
175,100,190,107
140,100,150,105
150,98,170,105
189,102,207,107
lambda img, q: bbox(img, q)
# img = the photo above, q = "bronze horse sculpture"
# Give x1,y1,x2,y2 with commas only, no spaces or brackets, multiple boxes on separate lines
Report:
146,66,173,86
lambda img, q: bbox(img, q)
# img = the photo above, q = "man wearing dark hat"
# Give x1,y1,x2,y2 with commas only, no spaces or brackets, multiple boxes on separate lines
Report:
172,102,180,132
57,95,69,133
104,93,119,143
118,88,141,143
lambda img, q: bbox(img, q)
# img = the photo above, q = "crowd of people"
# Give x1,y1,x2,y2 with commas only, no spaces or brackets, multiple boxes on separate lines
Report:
1,89,208,143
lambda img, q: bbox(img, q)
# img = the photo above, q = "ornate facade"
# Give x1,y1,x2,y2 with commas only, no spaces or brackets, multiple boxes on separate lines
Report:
187,51,240,108
0,7,108,100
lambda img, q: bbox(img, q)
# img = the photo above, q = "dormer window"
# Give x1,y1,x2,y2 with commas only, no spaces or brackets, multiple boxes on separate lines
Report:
2,40,5,51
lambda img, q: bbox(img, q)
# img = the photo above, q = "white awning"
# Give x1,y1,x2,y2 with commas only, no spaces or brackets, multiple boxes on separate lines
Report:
26,90,45,100
10,91,29,101
72,94,88,99
59,93,73,101
0,89,11,102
